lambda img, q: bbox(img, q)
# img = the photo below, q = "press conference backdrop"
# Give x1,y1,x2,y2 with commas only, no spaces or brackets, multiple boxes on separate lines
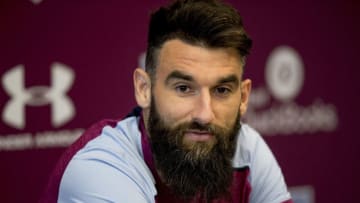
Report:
0,0,359,202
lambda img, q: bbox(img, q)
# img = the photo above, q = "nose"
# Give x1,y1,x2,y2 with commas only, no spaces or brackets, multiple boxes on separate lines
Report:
192,90,215,125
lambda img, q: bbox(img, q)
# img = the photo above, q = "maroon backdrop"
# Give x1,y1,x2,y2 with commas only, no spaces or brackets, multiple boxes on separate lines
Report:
0,0,359,203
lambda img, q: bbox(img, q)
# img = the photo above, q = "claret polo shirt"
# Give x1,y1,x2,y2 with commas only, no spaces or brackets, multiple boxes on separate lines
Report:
58,112,292,203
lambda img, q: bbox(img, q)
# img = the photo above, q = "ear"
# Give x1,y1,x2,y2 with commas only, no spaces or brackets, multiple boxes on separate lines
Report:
133,68,151,109
239,79,252,116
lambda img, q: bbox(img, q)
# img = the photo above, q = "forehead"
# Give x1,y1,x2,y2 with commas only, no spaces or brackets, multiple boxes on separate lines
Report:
156,39,243,80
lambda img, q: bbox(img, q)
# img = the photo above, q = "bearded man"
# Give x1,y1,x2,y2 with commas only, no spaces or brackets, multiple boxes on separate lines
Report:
52,0,293,202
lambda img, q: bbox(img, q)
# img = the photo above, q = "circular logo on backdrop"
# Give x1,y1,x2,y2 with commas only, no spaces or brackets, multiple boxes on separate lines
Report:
265,46,304,102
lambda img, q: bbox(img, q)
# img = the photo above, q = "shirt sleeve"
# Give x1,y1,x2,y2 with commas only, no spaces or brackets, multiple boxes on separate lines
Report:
244,127,292,203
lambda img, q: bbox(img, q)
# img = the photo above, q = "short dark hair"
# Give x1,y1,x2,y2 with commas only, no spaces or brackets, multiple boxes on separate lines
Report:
145,0,252,78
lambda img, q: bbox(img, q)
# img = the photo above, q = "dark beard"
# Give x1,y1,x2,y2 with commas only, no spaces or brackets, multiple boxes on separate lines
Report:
147,99,241,201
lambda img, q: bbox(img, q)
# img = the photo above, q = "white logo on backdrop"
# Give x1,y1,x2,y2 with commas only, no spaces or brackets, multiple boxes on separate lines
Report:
2,62,75,129
265,46,304,102
245,46,338,135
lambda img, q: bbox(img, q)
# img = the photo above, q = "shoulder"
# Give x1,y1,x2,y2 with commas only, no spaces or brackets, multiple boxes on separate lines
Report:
74,116,143,163
58,116,156,202
232,124,292,203
232,123,264,168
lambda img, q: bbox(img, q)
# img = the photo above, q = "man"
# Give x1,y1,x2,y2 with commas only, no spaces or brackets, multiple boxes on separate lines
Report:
57,0,293,202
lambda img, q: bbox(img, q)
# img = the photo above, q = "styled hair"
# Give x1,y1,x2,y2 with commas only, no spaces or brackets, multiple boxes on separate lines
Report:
145,0,252,78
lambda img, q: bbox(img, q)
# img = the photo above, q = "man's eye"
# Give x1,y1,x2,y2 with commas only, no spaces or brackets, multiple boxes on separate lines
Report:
214,87,231,96
175,85,191,93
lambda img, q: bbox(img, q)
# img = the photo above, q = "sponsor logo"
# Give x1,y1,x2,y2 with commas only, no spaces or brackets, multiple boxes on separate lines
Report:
265,46,304,102
0,62,82,151
0,129,83,151
1,62,75,129
244,46,338,135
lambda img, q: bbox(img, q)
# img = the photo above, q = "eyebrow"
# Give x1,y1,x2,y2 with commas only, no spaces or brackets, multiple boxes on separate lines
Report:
165,70,240,86
217,74,240,86
165,70,194,85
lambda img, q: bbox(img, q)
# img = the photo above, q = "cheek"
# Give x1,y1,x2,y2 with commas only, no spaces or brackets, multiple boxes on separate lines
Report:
214,100,241,127
153,88,193,125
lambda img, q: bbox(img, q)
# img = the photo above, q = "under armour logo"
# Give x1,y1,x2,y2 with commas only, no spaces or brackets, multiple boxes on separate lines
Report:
2,62,76,129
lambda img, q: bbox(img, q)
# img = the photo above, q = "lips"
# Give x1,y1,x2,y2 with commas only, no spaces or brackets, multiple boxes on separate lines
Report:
184,130,213,142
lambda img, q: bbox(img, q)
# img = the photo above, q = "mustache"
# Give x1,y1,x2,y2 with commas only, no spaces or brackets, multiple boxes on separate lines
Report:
183,122,211,132
172,121,226,136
